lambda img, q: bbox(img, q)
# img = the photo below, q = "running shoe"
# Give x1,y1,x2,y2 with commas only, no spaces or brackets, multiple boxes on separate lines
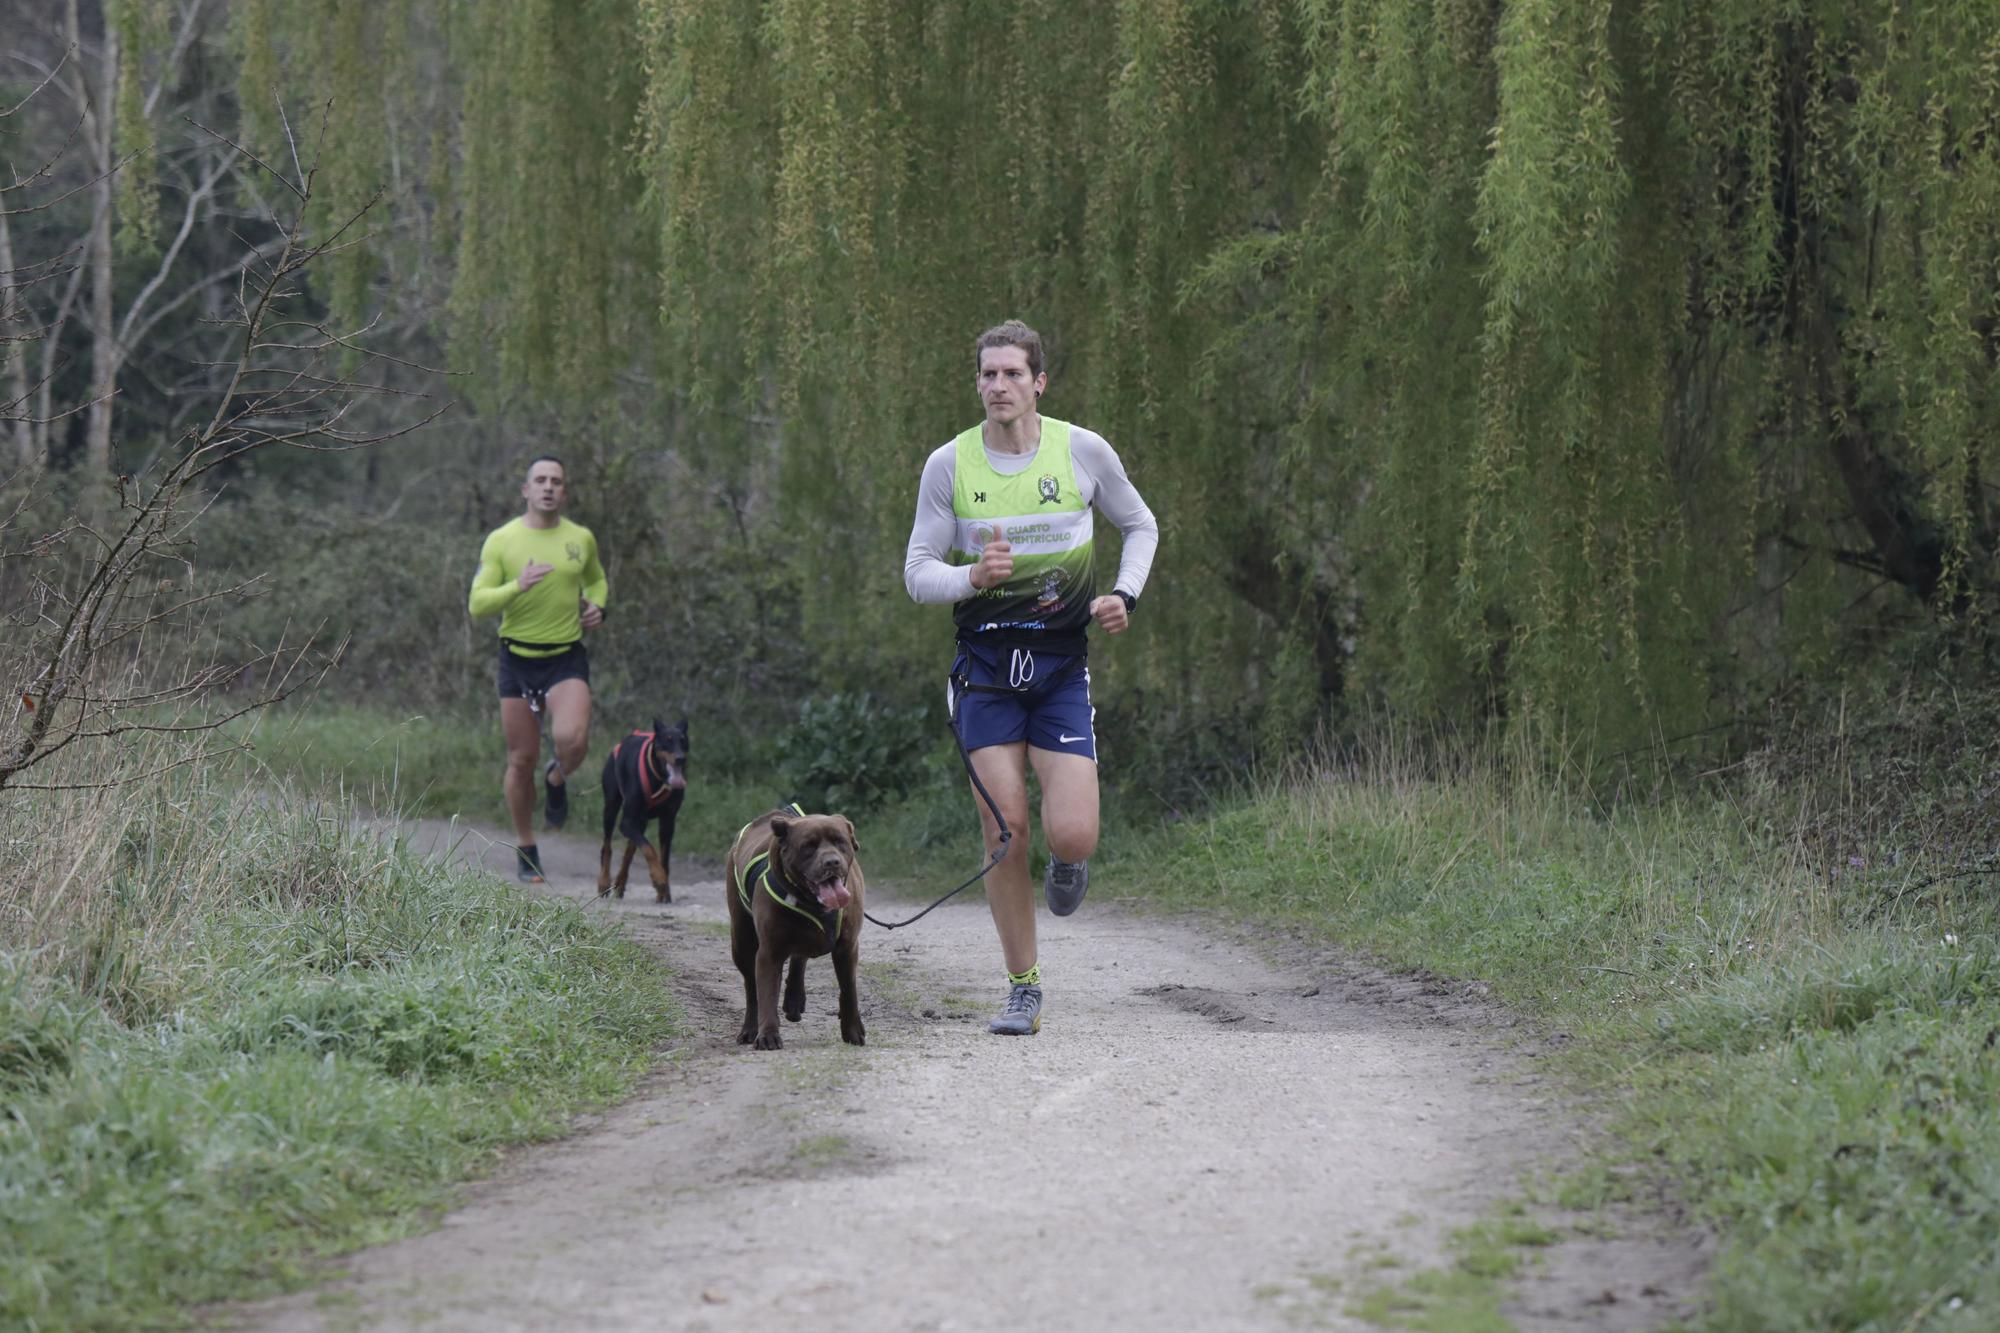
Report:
516,843,546,884
1044,856,1089,916
988,983,1043,1036
543,759,568,829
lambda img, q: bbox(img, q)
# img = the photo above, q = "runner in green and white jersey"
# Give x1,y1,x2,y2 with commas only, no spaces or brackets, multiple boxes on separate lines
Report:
904,320,1159,1035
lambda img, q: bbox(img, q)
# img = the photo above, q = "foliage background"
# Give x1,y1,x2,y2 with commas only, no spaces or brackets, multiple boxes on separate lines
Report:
6,0,1998,792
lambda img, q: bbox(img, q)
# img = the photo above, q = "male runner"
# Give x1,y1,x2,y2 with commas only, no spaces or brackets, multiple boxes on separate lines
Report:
468,455,608,882
903,320,1159,1035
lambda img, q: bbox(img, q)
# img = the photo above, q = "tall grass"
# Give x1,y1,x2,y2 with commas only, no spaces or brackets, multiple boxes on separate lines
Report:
0,731,681,1329
1109,717,2000,1330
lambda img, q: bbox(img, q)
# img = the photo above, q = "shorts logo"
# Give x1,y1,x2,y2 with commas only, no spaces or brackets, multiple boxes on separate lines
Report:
1037,475,1060,504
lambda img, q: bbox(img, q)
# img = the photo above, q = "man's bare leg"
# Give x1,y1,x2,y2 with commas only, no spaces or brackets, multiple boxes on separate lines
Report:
543,678,592,782
1029,745,1100,864
500,697,542,846
967,742,1036,976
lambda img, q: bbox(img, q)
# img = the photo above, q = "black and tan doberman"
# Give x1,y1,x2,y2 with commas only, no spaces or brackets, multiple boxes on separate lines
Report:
597,716,688,902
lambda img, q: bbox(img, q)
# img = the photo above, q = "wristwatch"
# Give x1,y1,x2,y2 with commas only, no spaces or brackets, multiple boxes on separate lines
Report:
1114,590,1136,614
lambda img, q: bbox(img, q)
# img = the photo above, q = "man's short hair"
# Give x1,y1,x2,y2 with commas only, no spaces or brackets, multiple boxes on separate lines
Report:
525,453,566,478
973,320,1044,379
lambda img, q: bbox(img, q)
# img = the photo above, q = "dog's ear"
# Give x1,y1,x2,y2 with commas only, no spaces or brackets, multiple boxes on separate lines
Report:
652,716,668,734
843,817,859,851
770,816,791,844
677,714,688,732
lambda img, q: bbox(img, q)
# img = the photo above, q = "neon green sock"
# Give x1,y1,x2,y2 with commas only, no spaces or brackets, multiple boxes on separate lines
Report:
1008,963,1041,987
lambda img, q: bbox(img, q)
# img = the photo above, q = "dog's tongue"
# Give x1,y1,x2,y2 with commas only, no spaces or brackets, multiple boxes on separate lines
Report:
814,876,851,910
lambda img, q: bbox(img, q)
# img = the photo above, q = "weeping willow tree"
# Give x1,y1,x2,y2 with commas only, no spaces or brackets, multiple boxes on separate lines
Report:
237,0,2000,753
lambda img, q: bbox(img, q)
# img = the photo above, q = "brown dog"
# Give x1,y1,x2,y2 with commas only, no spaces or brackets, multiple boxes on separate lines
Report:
724,805,865,1051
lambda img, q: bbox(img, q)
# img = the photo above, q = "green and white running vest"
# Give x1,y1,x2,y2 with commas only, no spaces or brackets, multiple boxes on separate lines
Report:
948,418,1094,645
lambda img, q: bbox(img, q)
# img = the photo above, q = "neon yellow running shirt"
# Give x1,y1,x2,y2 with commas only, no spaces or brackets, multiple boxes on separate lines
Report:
467,516,608,657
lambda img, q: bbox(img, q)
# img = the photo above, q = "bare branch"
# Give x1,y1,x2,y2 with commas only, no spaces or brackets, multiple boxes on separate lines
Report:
1,107,442,795
1,45,75,120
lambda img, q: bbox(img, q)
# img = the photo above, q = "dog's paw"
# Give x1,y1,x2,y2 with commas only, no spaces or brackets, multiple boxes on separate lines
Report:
736,1027,756,1045
753,1029,784,1051
654,885,671,904
842,1021,866,1047
783,1004,804,1023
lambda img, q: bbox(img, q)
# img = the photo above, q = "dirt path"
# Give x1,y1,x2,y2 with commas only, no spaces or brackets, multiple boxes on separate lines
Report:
222,821,1705,1332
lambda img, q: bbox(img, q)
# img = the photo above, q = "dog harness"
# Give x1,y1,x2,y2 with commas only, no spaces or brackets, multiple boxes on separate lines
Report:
611,730,679,811
735,803,843,944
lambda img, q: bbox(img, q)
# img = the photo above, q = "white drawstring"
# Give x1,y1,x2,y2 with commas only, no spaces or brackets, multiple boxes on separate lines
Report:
1008,648,1036,689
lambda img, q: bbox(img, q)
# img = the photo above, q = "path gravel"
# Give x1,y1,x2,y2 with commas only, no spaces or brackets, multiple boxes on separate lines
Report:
219,819,1706,1332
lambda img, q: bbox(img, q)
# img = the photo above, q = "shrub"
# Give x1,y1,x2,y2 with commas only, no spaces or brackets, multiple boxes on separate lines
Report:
777,691,935,813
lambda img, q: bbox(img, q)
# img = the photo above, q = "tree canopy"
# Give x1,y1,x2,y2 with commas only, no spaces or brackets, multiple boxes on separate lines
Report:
26,0,1999,757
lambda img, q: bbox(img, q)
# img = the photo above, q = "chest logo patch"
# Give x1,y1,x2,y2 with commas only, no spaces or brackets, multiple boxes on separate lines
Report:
1037,569,1063,609
1037,475,1060,504
565,541,582,564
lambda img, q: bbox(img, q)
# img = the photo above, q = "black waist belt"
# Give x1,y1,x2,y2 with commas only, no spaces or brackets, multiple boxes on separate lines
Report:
502,637,581,654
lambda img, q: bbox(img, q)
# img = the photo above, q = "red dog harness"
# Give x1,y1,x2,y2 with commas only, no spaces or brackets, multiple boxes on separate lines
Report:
612,730,678,811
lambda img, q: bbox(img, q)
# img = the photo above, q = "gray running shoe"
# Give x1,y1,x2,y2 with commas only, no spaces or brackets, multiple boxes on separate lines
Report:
1044,857,1089,916
988,983,1043,1036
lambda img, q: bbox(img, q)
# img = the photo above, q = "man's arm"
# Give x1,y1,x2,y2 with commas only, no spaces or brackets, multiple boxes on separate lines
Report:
580,528,608,612
904,444,978,604
1073,428,1159,601
467,532,520,619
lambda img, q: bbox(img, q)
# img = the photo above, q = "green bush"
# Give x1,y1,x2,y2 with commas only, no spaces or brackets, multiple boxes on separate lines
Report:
777,691,935,814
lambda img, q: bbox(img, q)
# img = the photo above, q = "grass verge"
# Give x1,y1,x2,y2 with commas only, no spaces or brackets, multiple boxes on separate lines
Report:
236,700,783,869
1096,725,1999,1331
0,743,682,1329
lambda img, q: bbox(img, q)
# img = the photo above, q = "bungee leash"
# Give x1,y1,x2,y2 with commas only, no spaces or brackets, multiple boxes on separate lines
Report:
860,662,1022,931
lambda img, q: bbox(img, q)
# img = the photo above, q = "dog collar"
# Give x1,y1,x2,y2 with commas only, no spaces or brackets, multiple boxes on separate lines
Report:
614,729,677,811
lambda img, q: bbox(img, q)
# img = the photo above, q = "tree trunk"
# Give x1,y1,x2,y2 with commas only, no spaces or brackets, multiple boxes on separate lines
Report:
75,0,121,479
0,203,37,471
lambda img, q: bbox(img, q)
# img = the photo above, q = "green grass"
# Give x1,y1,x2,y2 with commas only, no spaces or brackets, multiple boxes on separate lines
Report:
1084,735,2000,1331
0,750,683,1330
199,699,2000,1328
237,701,807,870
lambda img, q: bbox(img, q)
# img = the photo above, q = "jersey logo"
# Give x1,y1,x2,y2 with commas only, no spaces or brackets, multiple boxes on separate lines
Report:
1037,569,1063,610
565,541,582,564
1037,475,1060,504
973,491,988,503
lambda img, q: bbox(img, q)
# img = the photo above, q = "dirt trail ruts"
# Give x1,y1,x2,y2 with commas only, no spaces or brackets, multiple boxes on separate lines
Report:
220,819,1706,1332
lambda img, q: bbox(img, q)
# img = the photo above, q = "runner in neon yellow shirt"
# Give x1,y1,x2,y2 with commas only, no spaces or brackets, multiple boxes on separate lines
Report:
468,454,609,881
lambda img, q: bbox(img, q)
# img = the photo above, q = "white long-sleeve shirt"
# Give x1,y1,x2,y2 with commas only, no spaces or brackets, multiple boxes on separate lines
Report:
903,423,1159,607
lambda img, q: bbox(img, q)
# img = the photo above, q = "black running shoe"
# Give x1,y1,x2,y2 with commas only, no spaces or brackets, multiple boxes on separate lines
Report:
543,760,568,829
516,844,546,884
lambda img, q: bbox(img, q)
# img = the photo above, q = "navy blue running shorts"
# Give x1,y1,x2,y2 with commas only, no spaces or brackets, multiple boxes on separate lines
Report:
948,641,1096,761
